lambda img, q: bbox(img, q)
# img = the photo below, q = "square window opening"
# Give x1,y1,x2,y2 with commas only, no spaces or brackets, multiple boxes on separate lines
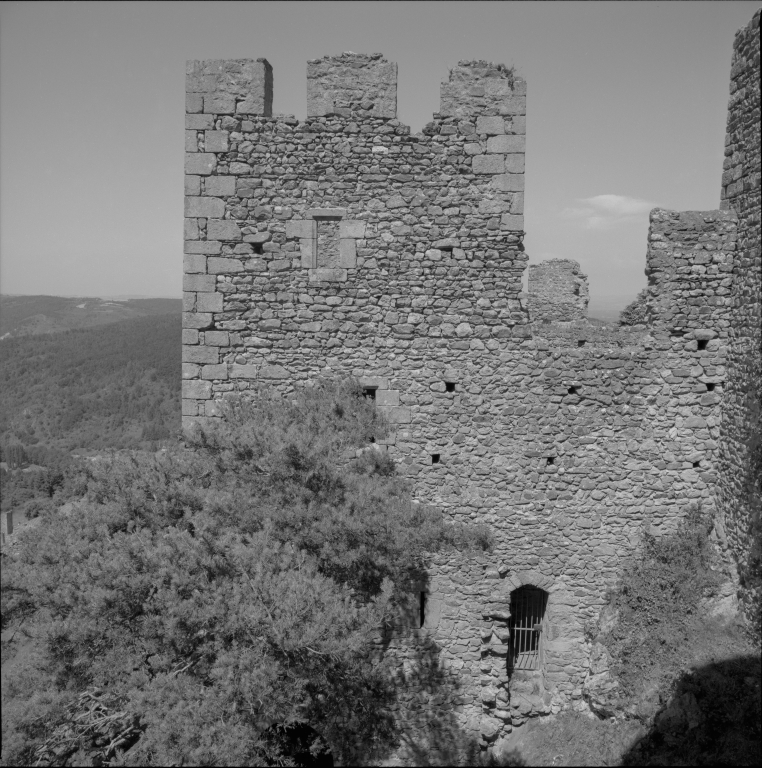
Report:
697,339,709,350
252,243,264,255
431,453,441,465
362,387,377,401
577,340,586,347
567,386,579,395
546,457,555,466
706,383,716,392
693,461,700,468
445,381,456,393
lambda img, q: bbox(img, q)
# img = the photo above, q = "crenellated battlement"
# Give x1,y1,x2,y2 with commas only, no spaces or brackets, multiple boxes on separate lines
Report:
306,52,397,118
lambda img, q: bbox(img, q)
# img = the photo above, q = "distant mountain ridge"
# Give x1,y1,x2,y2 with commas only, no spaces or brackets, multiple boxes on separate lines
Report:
0,295,181,339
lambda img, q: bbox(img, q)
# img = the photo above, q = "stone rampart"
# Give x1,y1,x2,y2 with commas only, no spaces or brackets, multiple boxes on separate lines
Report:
528,258,589,322
716,8,762,619
180,39,756,756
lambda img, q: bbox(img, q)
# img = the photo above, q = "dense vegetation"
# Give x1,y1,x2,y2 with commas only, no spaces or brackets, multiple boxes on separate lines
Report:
0,313,180,454
1,380,490,766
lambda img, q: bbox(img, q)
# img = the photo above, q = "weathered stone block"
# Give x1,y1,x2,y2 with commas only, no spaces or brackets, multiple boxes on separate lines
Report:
185,114,214,130
182,329,199,345
186,93,203,113
491,173,524,192
196,292,223,312
207,256,243,273
473,155,504,174
185,175,201,195
504,154,525,173
203,94,235,114
185,196,225,218
300,238,316,268
182,380,212,400
487,135,525,153
182,363,200,379
185,241,222,255
286,220,317,239
339,239,357,267
182,312,213,329
184,219,199,240
204,330,229,346
183,274,216,292
207,220,242,240
375,389,400,406
500,214,524,231
183,345,219,364
202,364,228,380
204,131,229,152
205,176,236,197
477,116,505,135
230,364,259,379
184,153,216,176
339,220,367,238
185,130,198,152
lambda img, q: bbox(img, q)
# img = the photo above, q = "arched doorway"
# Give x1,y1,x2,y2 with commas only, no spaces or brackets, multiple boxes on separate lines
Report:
508,585,548,671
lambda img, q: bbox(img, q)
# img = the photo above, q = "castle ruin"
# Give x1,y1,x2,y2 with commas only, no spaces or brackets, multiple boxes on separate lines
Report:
182,9,760,757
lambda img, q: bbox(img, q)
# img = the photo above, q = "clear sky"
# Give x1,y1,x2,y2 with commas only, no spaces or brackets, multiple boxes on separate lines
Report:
0,1,758,317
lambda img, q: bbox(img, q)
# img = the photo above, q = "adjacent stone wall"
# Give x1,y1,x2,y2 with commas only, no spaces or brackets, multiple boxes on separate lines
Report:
528,259,589,322
717,8,762,619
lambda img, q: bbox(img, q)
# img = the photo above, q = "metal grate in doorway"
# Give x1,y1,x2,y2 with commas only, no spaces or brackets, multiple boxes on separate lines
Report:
509,586,547,670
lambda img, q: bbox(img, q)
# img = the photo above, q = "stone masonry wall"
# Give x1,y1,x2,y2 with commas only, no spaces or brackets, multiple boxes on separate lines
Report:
528,258,589,322
717,8,762,615
181,51,746,757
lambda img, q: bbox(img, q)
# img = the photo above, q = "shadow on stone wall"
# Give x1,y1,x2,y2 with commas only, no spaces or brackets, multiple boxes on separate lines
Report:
376,632,485,767
621,654,761,766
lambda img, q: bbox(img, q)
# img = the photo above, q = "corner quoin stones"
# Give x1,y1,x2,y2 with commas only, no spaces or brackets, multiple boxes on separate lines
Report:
182,19,761,756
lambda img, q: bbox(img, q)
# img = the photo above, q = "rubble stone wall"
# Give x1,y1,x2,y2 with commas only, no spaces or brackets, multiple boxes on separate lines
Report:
528,258,589,322
717,9,762,614
180,44,754,756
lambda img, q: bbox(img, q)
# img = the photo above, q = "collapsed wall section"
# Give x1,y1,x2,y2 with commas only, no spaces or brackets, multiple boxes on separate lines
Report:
528,259,589,322
717,8,762,614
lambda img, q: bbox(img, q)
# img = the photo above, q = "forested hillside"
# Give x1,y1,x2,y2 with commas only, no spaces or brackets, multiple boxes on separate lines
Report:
0,295,181,338
0,313,180,453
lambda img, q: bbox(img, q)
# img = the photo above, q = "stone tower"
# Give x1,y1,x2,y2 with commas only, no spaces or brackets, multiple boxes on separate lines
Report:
182,26,759,755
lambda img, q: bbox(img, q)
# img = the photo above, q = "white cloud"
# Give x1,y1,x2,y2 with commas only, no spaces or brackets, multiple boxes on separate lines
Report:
561,194,655,230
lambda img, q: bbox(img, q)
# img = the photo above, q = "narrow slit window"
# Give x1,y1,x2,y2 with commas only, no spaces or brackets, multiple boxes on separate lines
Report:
445,382,456,393
419,592,427,628
431,453,441,464
362,387,377,400
697,339,708,350
509,586,548,671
